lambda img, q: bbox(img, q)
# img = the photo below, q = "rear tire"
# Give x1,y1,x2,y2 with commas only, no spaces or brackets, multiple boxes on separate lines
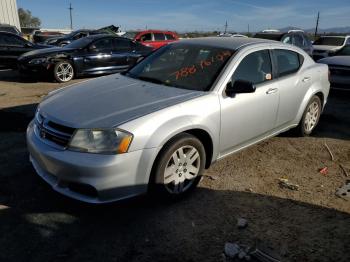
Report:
296,95,322,136
149,133,206,199
53,61,74,83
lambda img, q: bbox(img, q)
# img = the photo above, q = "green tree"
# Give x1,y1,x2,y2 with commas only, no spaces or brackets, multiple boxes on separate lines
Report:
18,8,41,28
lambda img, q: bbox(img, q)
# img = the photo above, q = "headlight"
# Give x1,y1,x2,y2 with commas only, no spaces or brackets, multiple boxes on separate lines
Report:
68,128,133,154
29,57,47,64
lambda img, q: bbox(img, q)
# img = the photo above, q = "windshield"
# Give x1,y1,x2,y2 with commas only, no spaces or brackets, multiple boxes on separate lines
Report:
314,37,345,46
336,46,350,56
64,37,92,49
65,30,79,38
123,31,138,39
125,43,234,91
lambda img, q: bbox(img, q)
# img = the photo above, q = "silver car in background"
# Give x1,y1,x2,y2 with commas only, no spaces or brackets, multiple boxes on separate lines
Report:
27,37,330,203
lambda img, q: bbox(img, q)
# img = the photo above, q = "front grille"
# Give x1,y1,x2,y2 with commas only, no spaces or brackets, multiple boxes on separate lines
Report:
35,113,75,147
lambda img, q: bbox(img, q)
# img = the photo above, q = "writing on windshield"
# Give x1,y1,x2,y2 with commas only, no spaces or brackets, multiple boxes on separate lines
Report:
171,50,233,80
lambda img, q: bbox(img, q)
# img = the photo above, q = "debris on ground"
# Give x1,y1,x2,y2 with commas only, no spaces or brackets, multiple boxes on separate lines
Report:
278,178,299,191
319,167,329,176
223,241,281,261
237,218,248,229
324,142,335,161
245,188,253,193
224,242,241,258
335,181,350,200
340,164,349,177
204,174,219,180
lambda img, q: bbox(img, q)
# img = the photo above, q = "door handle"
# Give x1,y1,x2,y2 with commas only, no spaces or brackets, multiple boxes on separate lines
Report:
302,77,311,82
266,88,278,94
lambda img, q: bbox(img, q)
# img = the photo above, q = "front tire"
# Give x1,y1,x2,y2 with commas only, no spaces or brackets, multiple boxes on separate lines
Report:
150,133,206,199
297,95,322,136
53,61,74,83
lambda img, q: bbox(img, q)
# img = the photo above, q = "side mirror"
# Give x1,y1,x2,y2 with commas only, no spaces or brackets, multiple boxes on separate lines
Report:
88,45,97,52
225,79,256,97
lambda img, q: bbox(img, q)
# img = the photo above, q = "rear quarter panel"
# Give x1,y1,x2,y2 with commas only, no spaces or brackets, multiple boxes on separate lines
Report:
293,62,330,124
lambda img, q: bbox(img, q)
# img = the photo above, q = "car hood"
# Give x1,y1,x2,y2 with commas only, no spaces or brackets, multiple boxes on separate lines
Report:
318,56,350,67
39,74,206,128
313,45,341,52
19,47,75,59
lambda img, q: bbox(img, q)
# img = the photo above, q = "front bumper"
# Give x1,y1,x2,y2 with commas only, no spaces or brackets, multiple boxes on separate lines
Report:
26,121,157,203
18,61,50,75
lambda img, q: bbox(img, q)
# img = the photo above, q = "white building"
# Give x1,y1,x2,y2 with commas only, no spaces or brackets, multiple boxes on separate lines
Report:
0,0,20,30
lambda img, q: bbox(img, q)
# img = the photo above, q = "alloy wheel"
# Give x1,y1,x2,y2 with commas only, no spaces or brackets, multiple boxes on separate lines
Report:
304,101,319,132
163,145,201,194
56,63,74,82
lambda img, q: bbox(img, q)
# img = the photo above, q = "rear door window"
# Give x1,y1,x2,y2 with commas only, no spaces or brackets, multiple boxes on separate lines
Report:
113,38,132,51
165,34,175,40
90,38,113,51
274,49,302,77
232,50,272,85
154,33,165,41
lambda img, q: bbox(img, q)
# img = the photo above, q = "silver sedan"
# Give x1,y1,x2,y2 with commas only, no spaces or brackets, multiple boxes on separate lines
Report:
27,37,330,203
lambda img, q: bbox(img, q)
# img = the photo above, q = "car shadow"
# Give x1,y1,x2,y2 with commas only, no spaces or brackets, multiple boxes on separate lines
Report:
0,179,349,262
0,100,350,261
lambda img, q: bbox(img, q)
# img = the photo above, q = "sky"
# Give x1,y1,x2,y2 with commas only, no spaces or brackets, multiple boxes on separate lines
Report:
17,0,350,32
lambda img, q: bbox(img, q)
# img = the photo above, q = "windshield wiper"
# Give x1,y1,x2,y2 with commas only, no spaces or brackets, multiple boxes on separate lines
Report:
137,76,164,85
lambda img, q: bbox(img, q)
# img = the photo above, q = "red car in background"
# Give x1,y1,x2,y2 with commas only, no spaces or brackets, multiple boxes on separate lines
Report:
123,30,179,49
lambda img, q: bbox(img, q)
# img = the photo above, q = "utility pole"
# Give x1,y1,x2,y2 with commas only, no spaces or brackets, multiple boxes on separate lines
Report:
314,11,320,38
69,3,73,30
223,21,228,34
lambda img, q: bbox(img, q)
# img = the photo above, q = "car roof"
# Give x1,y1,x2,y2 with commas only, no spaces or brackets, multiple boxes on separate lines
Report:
83,34,128,40
133,29,177,34
178,37,275,50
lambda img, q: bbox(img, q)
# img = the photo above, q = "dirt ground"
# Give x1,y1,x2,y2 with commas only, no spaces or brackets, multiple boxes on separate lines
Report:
0,70,349,262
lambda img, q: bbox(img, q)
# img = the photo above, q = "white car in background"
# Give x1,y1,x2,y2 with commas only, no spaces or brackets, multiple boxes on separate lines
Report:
313,35,350,61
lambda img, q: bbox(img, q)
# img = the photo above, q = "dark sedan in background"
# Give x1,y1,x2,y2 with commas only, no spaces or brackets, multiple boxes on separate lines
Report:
318,45,350,90
0,31,51,69
43,25,121,47
18,34,153,82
